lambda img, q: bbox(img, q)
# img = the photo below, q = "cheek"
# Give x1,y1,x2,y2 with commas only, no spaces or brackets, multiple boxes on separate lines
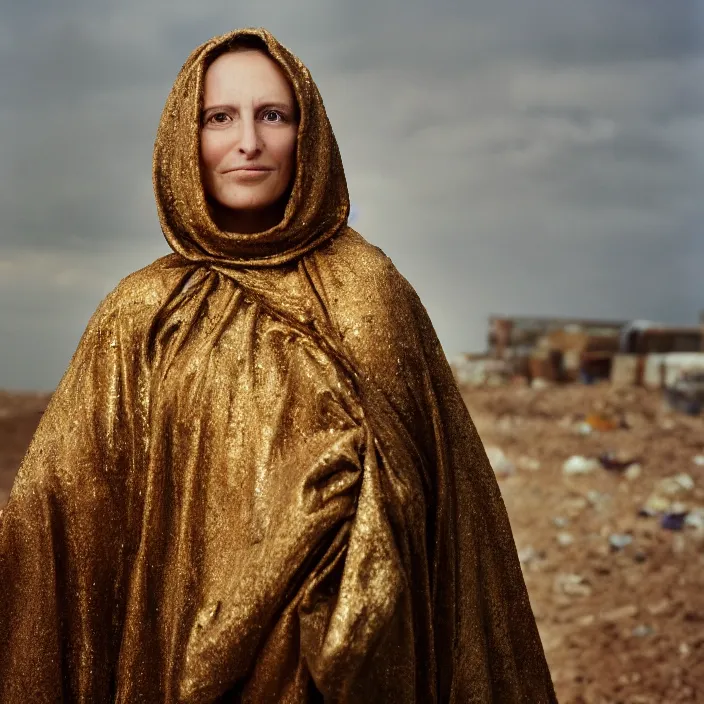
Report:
200,133,227,170
271,131,297,169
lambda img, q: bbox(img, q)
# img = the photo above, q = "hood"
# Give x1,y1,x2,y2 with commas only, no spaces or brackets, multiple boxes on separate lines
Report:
153,27,350,268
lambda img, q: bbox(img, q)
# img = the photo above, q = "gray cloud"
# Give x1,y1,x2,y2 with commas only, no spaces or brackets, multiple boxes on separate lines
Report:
1,0,702,390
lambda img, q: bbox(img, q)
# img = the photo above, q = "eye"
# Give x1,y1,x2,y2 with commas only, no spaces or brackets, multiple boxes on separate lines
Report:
208,112,230,124
262,109,286,123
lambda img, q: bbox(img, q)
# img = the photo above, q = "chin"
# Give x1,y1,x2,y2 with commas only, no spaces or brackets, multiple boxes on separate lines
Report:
219,190,283,212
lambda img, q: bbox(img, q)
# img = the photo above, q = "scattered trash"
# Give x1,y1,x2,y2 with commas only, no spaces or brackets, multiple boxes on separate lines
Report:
663,369,704,417
586,490,610,511
552,516,569,528
561,496,589,516
672,534,686,553
646,599,672,616
600,604,639,622
609,533,633,550
640,476,697,517
531,378,551,390
657,473,695,496
693,455,704,467
632,624,655,638
584,413,620,432
661,512,688,531
517,455,541,471
642,494,671,514
485,446,516,478
684,508,704,530
575,421,593,436
556,532,574,547
576,614,595,627
563,456,601,475
517,545,540,565
622,411,648,430
555,573,592,597
599,451,640,471
624,463,643,481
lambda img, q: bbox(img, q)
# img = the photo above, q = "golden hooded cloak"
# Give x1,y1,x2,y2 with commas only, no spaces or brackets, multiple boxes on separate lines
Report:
0,27,557,703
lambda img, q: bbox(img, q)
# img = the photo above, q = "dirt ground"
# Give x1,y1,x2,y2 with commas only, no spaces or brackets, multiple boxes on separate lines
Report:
1,383,703,702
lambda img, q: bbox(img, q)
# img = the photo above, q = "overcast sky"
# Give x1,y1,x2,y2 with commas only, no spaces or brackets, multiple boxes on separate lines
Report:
1,0,702,390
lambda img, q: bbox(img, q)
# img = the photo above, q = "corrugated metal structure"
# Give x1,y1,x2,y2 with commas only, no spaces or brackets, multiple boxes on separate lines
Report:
488,315,627,360
453,315,704,387
487,315,626,382
620,324,702,355
486,315,704,386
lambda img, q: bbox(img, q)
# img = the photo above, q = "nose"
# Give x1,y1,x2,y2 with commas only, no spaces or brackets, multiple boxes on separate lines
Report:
238,115,260,157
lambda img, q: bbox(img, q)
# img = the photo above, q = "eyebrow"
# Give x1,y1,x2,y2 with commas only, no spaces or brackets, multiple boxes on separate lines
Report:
201,102,294,115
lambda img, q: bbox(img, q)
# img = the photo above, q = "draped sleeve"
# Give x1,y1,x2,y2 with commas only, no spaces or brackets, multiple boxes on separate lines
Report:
0,285,143,701
303,230,558,702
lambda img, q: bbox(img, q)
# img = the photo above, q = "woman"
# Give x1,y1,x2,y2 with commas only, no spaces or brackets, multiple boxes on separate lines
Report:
0,27,557,703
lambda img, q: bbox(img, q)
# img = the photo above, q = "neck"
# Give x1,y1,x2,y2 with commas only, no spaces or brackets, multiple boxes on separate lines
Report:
207,196,288,235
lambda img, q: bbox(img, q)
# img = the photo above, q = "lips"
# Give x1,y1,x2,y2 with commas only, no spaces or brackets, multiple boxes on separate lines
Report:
227,167,273,172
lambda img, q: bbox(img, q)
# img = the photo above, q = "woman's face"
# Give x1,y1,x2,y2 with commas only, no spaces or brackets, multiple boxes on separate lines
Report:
200,49,298,232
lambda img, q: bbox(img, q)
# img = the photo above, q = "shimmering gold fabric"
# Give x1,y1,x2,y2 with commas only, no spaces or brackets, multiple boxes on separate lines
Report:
0,27,557,703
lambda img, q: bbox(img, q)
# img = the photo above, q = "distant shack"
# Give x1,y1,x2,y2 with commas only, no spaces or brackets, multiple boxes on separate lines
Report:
451,314,704,388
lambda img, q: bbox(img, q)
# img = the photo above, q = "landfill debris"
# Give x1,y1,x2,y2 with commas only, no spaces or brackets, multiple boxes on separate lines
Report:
556,531,574,547
684,509,704,530
639,476,696,516
531,378,551,390
657,473,695,496
575,421,593,435
584,413,620,432
555,573,592,597
562,455,601,475
672,534,686,553
486,374,506,387
646,599,672,616
624,463,643,481
693,455,704,466
586,490,610,511
450,356,512,387
622,411,648,430
552,516,569,528
600,604,639,622
517,455,541,471
661,512,688,531
642,494,671,514
561,496,589,516
485,446,516,478
599,451,640,471
517,545,540,565
609,533,634,550
632,624,655,638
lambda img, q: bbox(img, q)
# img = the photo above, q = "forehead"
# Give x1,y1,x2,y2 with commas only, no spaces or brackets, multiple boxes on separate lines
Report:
203,50,294,102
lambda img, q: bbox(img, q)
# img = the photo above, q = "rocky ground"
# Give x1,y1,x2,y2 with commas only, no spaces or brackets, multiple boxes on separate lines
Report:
1,383,703,702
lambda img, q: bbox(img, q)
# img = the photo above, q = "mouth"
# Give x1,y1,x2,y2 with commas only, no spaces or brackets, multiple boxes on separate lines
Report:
226,167,274,173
